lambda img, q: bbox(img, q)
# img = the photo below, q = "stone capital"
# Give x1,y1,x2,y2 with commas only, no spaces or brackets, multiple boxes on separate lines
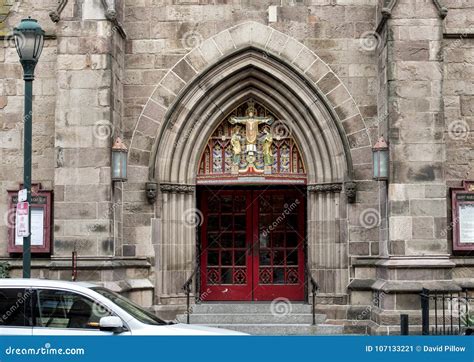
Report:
307,183,343,193
160,183,195,194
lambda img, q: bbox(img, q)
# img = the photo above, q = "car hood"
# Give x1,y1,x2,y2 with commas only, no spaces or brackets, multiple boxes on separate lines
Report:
133,323,248,336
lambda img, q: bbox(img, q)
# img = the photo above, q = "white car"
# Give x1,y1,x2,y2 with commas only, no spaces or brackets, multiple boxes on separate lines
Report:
0,279,246,336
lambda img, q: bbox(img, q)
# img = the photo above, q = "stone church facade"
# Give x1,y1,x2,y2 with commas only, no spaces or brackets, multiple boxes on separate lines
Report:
0,0,473,334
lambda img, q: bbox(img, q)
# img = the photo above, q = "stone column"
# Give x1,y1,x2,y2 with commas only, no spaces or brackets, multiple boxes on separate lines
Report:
154,183,196,304
367,1,455,334
307,183,349,303
387,1,448,259
53,6,116,258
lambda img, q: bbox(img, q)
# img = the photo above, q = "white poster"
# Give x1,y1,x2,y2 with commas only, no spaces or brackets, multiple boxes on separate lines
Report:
15,207,45,246
459,203,474,244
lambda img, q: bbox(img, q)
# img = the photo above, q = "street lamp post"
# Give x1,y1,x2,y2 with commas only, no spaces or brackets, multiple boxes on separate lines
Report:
13,18,45,278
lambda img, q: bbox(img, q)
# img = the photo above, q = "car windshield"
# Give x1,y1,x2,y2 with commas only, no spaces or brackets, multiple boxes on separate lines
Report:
91,287,168,326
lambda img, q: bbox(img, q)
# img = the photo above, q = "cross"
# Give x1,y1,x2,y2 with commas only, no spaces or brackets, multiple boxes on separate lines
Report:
229,101,273,145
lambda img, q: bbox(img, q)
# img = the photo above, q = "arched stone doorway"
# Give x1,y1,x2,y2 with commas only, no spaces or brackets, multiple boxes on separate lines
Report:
128,22,371,305
197,99,307,301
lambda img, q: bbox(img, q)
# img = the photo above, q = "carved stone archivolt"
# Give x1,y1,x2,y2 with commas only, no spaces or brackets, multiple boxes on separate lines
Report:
160,183,195,194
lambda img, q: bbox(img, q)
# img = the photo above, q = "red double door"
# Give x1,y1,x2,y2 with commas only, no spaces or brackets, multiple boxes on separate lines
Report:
199,189,305,301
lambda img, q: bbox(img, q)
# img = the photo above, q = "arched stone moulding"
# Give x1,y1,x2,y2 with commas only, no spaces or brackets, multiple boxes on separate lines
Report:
127,21,372,303
129,21,372,183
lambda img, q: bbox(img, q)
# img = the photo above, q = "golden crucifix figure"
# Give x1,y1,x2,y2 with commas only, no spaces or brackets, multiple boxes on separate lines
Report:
229,101,273,146
229,101,273,172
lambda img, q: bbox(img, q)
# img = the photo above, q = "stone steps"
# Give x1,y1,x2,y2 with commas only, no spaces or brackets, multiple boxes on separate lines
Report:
174,303,344,335
190,303,313,314
197,323,344,336
176,313,327,325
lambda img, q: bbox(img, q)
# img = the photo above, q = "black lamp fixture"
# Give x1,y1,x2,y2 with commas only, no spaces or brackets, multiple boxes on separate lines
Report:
14,17,45,80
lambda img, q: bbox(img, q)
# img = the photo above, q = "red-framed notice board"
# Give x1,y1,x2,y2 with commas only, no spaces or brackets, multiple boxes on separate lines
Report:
451,180,474,252
7,183,53,254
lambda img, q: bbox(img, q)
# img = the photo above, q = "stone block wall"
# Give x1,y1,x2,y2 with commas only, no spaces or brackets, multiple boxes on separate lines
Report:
0,0,128,261
0,0,57,257
442,0,474,253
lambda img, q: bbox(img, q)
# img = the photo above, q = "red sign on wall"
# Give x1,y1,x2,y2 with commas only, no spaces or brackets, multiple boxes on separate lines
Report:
7,184,53,254
451,181,474,253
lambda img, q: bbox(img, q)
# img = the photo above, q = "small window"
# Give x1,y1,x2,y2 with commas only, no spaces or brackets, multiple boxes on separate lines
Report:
0,288,32,327
34,289,112,329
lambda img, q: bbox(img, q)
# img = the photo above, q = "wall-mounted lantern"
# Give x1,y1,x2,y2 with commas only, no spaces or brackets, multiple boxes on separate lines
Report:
373,136,389,181
111,137,128,182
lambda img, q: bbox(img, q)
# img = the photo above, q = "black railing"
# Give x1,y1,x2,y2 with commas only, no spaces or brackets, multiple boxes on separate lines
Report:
420,288,474,335
182,265,199,324
306,263,319,325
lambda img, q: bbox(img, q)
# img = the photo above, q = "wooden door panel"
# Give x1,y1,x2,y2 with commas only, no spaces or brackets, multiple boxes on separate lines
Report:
200,190,253,301
199,189,305,301
252,190,305,301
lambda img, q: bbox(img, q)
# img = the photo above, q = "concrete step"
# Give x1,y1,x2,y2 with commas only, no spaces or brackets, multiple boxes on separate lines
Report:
176,313,327,325
201,323,344,335
190,303,313,314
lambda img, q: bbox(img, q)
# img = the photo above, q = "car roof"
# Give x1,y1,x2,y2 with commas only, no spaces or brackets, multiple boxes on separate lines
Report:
0,278,98,289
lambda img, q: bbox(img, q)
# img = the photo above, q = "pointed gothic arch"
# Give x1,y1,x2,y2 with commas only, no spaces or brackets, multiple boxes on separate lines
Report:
126,22,373,303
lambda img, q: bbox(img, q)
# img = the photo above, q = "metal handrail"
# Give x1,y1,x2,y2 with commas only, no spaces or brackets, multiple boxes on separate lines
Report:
306,263,319,325
420,288,474,335
182,265,199,324
183,263,318,325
